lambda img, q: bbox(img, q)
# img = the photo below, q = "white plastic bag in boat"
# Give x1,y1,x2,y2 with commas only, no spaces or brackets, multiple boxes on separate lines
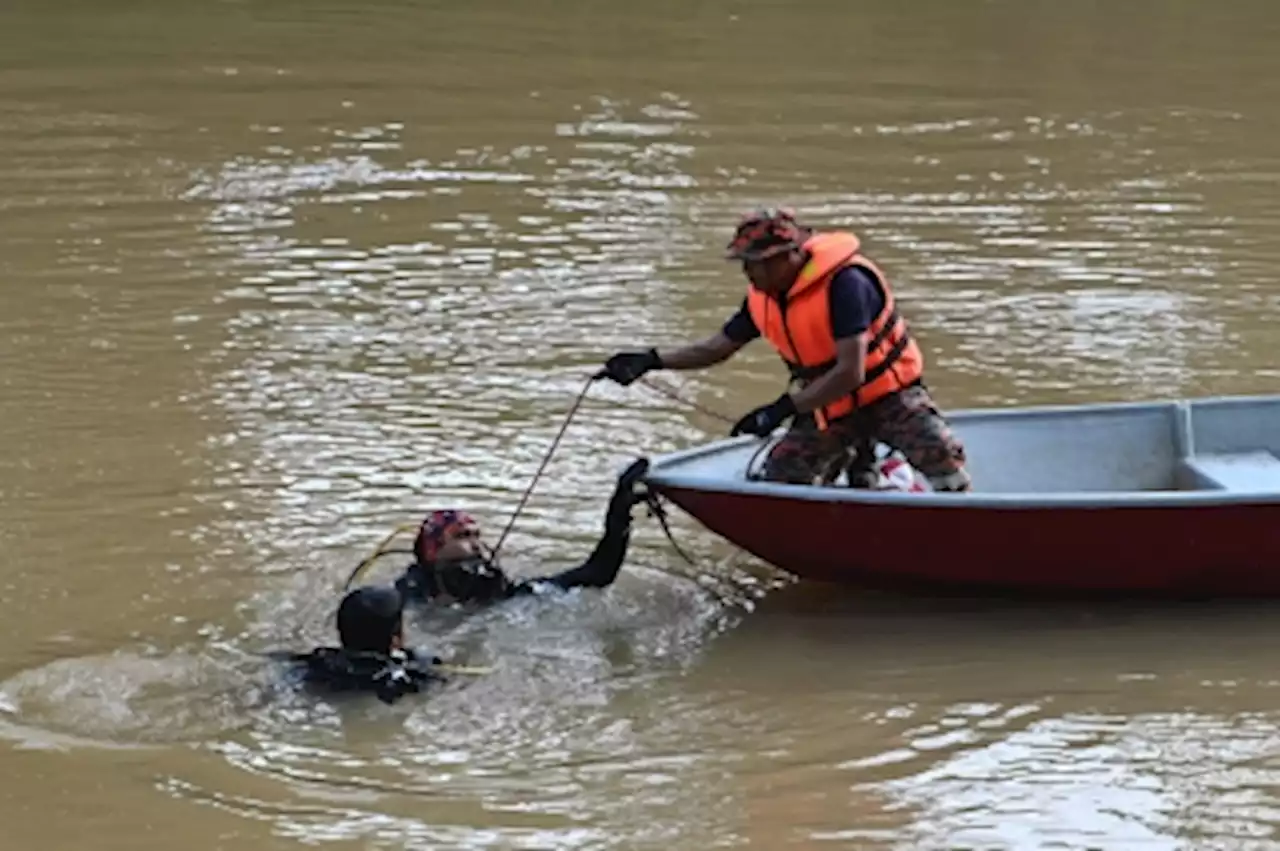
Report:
872,453,931,492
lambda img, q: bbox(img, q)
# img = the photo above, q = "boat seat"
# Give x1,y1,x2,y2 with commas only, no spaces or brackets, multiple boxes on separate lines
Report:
1179,451,1280,492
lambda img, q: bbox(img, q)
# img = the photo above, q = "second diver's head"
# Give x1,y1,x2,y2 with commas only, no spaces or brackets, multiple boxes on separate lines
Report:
336,584,405,655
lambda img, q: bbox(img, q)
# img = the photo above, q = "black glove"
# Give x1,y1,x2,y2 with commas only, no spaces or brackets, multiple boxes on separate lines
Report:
729,393,797,437
596,348,661,386
606,458,650,532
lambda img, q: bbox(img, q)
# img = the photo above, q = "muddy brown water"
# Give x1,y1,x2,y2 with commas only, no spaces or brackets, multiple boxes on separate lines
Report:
5,1,1280,848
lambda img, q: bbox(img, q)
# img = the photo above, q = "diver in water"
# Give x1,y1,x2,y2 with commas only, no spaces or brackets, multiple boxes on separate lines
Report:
276,584,445,705
392,457,652,606
271,458,655,703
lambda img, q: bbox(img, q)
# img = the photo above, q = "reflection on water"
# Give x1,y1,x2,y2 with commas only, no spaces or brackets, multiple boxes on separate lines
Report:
876,709,1280,850
6,0,1280,848
184,94,725,577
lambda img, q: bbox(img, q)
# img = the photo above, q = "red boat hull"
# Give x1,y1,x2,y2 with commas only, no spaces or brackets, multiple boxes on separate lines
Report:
654,485,1280,597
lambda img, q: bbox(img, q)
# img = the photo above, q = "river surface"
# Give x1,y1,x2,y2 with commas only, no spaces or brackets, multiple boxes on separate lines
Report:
4,1,1280,848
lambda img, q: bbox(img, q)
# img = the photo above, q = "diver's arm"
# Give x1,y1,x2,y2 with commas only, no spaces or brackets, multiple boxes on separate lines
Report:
506,459,646,596
519,524,631,593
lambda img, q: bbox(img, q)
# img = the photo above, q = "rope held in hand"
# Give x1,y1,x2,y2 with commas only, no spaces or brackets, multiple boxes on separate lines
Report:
344,370,743,591
490,376,598,560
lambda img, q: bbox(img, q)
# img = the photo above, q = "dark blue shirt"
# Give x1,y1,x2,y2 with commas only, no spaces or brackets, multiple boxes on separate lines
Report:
722,265,885,344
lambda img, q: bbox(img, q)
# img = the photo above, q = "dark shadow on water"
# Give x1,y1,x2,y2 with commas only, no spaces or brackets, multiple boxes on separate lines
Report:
730,568,1280,645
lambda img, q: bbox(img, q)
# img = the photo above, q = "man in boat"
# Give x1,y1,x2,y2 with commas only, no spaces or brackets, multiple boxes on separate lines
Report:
392,458,652,606
596,208,971,492
274,584,446,705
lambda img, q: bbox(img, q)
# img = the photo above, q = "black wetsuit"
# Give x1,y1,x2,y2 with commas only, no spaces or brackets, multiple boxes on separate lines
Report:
279,646,444,705
394,489,633,605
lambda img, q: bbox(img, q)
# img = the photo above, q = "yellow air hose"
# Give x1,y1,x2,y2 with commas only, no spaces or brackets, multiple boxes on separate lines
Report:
342,523,422,590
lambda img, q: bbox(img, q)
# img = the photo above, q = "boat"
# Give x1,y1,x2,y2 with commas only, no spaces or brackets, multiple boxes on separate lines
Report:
642,393,1280,597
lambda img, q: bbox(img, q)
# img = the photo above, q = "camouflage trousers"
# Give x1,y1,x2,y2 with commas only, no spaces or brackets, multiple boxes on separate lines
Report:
761,384,972,492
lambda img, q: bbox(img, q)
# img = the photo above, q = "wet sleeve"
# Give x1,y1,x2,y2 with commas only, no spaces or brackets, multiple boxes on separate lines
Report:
828,266,885,339
510,524,630,596
721,297,761,343
504,483,636,598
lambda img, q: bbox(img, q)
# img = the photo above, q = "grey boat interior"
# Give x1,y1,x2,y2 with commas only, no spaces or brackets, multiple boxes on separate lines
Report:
957,394,1280,494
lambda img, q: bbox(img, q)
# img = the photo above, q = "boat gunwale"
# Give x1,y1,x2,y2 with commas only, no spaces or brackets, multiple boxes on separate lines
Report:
642,393,1280,511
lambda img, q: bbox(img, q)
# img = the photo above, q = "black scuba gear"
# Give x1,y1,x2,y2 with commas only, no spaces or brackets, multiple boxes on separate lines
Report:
283,646,444,705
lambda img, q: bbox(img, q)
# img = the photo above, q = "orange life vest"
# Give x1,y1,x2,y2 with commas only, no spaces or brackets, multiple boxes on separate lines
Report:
745,231,923,429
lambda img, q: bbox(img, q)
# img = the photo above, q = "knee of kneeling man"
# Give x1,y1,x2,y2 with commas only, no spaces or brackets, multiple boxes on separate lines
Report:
928,469,972,492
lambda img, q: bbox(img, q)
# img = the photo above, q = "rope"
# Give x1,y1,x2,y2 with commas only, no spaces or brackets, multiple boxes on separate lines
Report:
631,375,777,558
485,371,750,574
638,487,697,567
340,371,760,592
636,376,736,425
341,373,613,590
490,375,597,560
635,375,782,479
